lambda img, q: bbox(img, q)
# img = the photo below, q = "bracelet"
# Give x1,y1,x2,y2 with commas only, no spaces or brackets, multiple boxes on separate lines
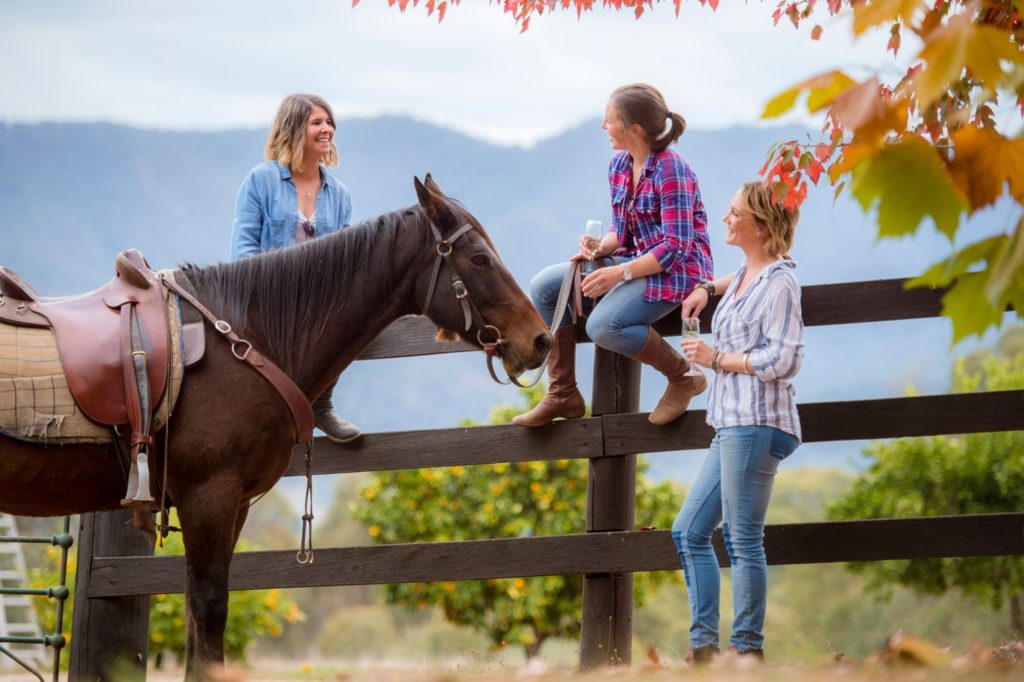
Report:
697,280,715,297
742,352,752,375
711,349,723,374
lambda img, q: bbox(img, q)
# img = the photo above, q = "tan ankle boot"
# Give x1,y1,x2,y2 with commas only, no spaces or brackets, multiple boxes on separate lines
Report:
634,330,707,425
512,325,585,427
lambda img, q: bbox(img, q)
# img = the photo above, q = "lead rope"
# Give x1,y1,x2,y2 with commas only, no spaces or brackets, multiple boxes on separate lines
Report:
296,439,315,564
489,257,610,389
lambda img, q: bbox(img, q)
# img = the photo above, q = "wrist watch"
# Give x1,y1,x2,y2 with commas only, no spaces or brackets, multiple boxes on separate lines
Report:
621,264,633,282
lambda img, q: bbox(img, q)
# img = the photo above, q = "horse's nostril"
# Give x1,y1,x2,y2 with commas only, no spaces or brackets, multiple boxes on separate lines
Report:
534,332,552,356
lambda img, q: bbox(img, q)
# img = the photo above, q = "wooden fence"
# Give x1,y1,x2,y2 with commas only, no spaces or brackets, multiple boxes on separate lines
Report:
68,278,1024,678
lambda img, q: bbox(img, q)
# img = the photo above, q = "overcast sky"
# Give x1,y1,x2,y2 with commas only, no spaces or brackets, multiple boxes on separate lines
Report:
0,0,902,145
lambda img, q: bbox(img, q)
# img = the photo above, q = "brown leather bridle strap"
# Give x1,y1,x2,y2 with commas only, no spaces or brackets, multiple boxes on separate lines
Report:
489,258,584,388
422,221,476,330
158,272,315,444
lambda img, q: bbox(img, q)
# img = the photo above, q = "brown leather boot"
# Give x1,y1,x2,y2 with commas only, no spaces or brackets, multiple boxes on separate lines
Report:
633,329,707,425
512,325,585,427
686,644,720,666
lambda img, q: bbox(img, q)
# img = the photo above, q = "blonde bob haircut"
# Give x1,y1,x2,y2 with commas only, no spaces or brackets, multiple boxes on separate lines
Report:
742,180,799,259
264,94,339,172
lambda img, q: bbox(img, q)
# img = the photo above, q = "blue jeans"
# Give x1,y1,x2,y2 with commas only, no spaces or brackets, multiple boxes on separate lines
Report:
671,425,799,652
528,258,677,356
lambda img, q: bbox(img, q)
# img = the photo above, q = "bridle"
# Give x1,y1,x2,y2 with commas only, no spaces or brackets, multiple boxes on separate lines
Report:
421,219,532,387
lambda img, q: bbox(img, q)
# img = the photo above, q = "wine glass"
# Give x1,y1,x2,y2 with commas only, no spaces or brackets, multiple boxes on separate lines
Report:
682,317,701,376
582,219,603,273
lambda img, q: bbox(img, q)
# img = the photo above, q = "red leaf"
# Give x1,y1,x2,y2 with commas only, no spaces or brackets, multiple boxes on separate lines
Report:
811,24,823,40
887,23,901,55
806,158,824,184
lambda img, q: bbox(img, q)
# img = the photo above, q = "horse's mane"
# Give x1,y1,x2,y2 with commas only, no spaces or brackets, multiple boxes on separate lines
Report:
181,207,423,373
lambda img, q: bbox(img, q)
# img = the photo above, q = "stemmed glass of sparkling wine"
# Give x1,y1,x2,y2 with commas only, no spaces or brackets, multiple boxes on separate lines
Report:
581,219,603,272
682,317,702,376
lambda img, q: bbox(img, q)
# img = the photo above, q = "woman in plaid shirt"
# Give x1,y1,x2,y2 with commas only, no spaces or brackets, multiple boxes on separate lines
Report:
514,83,713,427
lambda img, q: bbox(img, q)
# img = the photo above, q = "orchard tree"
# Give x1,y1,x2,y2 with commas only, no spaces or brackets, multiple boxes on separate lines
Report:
367,0,1024,341
826,330,1024,633
351,385,683,659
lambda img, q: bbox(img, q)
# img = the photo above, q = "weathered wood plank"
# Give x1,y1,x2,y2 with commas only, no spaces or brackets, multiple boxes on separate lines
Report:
87,514,1024,597
358,278,948,360
289,391,1024,475
69,511,152,680
360,315,475,360
602,390,1024,457
285,417,601,477
582,348,640,668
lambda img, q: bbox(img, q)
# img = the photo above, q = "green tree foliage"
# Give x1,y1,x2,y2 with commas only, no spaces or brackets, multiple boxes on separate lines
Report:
351,385,683,659
827,329,1024,632
28,511,304,667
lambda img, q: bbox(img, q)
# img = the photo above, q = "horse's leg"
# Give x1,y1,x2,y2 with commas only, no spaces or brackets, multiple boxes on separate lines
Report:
176,477,246,679
233,503,250,546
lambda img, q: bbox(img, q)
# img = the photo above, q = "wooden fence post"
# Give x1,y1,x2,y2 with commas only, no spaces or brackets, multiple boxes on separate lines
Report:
69,511,152,680
580,346,640,669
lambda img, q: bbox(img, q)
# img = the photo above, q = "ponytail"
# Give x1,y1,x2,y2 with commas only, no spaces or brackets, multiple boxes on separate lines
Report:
652,111,687,152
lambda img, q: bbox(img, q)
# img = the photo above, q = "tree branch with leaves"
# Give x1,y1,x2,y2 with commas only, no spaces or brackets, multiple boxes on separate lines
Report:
367,0,1023,341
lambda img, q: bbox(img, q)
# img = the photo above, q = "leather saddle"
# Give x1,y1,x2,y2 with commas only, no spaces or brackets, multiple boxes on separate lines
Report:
0,249,192,508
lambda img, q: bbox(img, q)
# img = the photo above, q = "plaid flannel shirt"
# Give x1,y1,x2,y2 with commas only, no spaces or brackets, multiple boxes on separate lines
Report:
609,149,713,302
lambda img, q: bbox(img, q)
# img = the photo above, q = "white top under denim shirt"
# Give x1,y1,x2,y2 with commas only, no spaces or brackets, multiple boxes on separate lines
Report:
707,258,804,440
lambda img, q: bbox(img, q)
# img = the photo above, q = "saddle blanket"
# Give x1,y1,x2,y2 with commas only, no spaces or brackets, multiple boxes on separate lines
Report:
0,292,186,445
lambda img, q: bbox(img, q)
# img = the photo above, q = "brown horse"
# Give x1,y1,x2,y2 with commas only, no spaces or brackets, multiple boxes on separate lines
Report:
0,176,551,675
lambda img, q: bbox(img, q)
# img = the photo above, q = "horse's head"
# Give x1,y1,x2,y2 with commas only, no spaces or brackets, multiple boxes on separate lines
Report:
413,175,551,379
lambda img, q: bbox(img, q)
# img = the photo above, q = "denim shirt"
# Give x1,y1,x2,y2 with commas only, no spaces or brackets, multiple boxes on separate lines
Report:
230,160,352,259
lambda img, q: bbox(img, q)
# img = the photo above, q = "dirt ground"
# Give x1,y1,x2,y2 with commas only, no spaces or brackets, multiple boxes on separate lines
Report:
2,637,1021,682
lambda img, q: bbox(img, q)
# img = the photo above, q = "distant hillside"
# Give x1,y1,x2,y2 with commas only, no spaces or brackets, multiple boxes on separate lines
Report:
0,118,987,480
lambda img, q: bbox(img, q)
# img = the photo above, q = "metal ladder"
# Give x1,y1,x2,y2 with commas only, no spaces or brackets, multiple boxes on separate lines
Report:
0,514,44,673
0,514,71,682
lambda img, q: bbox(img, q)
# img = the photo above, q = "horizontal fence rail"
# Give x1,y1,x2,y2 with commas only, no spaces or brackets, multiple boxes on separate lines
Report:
88,513,1024,597
286,391,1024,476
359,277,951,361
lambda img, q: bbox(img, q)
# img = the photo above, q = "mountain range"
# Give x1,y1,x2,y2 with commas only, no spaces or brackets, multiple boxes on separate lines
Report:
0,117,994,482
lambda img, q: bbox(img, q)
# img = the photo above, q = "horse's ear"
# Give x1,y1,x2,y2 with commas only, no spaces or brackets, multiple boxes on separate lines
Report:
423,173,443,195
414,176,458,231
435,327,459,342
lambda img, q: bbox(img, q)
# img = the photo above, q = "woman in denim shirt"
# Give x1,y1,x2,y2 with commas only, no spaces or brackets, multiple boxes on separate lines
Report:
514,83,713,427
675,181,803,664
229,93,360,443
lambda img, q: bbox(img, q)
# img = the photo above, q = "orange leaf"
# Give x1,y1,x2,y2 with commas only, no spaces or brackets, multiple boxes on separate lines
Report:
888,23,901,55
852,0,921,36
829,78,886,131
948,126,1024,211
916,15,1024,107
811,25,823,41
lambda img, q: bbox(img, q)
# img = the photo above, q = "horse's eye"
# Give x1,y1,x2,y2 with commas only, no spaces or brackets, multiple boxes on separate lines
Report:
471,254,490,267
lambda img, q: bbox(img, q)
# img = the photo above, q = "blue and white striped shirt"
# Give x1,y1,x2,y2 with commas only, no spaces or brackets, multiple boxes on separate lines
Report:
707,259,804,440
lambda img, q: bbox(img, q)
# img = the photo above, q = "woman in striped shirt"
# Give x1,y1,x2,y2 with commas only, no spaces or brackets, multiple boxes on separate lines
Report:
674,180,803,663
513,83,713,427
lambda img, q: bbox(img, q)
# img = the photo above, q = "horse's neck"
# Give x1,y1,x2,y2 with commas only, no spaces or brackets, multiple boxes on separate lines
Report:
291,228,424,396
